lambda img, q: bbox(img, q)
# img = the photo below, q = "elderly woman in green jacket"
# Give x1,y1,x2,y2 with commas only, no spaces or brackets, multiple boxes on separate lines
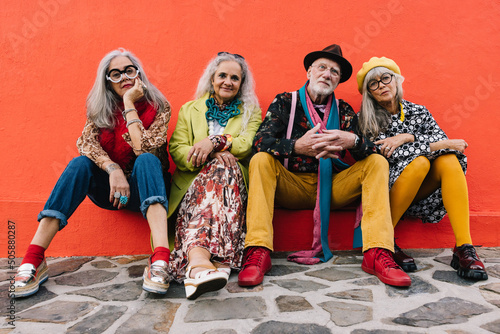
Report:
169,52,262,299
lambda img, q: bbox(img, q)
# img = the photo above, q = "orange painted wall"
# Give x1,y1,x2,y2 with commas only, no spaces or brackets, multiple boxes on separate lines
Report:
1,0,500,257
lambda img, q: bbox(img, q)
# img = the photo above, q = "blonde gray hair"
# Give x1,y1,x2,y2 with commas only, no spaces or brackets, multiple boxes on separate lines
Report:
195,53,259,134
358,67,404,139
86,48,166,129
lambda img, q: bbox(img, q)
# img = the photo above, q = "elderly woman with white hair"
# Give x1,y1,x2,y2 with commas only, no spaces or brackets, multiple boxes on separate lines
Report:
14,48,172,297
356,57,487,280
169,52,262,299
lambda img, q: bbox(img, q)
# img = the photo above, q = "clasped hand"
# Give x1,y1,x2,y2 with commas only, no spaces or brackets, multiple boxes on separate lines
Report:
294,124,357,159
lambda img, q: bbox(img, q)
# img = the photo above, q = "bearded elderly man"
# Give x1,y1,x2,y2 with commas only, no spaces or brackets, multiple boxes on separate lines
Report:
238,44,411,288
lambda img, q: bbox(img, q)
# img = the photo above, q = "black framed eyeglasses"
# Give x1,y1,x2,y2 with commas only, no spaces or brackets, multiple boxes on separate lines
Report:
106,65,140,83
217,52,245,60
368,73,394,91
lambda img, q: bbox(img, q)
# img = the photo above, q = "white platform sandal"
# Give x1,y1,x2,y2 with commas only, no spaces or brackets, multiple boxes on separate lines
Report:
184,265,228,300
213,261,231,277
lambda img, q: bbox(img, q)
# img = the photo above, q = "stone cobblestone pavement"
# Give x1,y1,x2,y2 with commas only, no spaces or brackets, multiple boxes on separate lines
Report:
2,248,500,333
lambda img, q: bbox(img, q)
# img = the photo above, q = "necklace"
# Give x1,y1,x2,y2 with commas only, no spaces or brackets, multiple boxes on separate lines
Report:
205,96,241,127
388,103,405,122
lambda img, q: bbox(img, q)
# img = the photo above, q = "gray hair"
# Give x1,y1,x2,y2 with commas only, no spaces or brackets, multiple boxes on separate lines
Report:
358,67,404,139
195,53,259,134
86,48,167,129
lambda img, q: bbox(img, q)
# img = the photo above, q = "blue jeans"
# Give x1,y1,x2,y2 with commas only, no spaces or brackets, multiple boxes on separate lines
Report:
38,153,169,230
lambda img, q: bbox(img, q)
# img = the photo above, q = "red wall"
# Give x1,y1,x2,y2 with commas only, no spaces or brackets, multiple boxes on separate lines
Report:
2,0,500,257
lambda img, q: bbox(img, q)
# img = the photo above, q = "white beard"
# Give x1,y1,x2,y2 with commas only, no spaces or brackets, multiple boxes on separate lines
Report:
309,80,334,97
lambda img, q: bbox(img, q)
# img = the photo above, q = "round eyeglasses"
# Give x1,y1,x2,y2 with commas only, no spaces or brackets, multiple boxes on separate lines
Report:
368,73,393,91
311,64,341,77
106,65,140,83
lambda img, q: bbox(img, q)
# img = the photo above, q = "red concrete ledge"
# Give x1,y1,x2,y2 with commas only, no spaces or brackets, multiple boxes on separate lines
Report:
2,200,499,257
272,209,500,251
2,200,152,258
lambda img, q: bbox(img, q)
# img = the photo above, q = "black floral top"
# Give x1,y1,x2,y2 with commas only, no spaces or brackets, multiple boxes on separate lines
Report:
253,91,376,173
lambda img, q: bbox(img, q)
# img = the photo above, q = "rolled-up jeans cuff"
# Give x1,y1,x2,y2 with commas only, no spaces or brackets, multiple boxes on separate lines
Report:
38,210,68,231
140,196,168,218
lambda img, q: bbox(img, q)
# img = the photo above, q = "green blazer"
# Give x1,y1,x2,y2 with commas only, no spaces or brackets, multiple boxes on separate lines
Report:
168,93,262,218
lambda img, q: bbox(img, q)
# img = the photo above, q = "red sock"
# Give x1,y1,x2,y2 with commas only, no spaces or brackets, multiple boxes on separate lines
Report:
151,247,170,263
21,244,46,268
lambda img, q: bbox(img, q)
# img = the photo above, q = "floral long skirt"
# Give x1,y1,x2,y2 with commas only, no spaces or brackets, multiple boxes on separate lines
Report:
170,159,247,282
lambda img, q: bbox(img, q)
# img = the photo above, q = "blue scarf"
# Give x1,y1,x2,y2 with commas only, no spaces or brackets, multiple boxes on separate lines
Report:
299,82,350,262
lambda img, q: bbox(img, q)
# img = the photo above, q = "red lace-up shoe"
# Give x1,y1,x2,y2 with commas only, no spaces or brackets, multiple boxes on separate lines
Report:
362,248,411,287
238,246,272,287
451,244,488,280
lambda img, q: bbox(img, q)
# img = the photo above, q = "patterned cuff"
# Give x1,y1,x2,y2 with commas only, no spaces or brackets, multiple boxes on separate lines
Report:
222,134,233,151
208,135,226,152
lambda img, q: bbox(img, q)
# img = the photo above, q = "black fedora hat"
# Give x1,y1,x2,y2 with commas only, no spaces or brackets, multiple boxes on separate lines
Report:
303,44,353,83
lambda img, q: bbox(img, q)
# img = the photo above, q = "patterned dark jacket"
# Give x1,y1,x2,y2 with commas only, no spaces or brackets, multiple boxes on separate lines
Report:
374,99,467,223
253,91,376,173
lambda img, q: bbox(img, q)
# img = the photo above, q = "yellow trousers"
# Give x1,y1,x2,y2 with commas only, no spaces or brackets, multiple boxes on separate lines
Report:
390,154,472,246
245,152,394,252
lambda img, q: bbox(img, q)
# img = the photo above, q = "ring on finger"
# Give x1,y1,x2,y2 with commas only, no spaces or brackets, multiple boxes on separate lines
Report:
114,191,121,199
119,195,129,205
193,153,198,156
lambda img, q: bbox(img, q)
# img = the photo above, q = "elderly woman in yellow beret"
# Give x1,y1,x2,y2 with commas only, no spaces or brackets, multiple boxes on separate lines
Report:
356,57,487,280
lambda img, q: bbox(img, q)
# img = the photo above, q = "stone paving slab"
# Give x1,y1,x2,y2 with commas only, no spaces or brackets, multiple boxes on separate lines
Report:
1,248,500,333
392,297,493,328
47,257,95,277
115,300,179,333
17,300,99,323
67,305,127,334
319,300,373,326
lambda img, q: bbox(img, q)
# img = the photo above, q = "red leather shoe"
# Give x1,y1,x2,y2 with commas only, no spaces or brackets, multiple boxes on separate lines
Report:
362,248,411,287
238,246,272,287
451,244,488,280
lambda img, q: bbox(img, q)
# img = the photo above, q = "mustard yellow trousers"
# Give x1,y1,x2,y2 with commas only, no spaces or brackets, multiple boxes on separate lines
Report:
244,152,394,252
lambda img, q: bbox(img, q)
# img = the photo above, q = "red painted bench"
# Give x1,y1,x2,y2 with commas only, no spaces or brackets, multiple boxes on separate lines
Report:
272,208,500,251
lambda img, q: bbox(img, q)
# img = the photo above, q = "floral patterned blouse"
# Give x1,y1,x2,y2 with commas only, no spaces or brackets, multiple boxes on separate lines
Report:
374,99,467,223
76,105,171,177
253,91,376,173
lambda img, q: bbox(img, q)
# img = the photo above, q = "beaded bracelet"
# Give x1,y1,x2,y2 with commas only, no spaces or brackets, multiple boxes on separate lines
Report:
105,163,120,175
122,108,137,121
126,118,143,128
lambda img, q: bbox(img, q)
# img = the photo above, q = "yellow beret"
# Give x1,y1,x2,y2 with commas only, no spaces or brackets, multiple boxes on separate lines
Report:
356,57,401,93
